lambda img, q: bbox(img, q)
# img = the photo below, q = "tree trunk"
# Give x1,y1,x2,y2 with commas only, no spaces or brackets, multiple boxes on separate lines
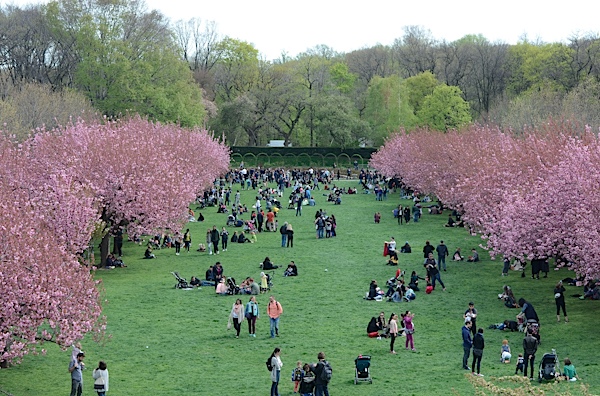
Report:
100,232,110,268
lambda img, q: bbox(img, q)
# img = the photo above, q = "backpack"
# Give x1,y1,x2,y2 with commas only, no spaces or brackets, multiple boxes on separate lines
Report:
320,361,332,382
266,356,273,372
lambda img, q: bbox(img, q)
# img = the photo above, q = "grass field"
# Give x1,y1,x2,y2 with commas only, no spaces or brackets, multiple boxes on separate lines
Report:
1,180,599,396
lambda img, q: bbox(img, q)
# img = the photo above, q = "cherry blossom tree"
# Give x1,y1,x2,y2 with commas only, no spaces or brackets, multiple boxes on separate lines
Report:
28,116,230,265
0,139,103,366
371,122,600,279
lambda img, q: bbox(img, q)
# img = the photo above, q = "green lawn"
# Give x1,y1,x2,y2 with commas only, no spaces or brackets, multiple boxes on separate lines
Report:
1,180,599,396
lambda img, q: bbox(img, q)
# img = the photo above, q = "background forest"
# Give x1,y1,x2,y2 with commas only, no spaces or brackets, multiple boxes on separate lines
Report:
2,0,600,145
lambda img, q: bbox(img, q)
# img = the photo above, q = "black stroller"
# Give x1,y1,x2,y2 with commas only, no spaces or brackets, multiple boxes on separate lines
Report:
354,355,372,384
538,349,560,382
226,277,241,295
171,272,192,289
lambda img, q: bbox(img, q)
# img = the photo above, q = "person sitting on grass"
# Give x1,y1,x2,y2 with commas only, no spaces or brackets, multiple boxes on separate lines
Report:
563,358,580,381
261,256,279,270
409,271,425,291
444,214,456,227
144,245,156,259
237,232,251,243
467,248,479,262
366,280,378,300
284,261,298,277
453,247,464,261
216,278,228,295
400,241,412,253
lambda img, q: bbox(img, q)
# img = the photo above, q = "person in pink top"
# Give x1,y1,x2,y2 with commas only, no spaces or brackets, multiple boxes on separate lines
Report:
267,296,284,338
402,311,416,351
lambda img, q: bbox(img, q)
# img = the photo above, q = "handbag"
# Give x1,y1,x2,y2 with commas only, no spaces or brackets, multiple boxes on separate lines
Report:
94,384,105,391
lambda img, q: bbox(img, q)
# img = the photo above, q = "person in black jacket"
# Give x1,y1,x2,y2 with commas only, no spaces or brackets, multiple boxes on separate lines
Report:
210,225,220,254
423,240,435,258
523,329,539,379
310,351,331,396
472,328,485,376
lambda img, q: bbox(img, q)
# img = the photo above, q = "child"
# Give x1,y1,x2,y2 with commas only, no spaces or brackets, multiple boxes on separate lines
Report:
563,357,579,381
374,212,381,223
260,272,268,293
515,353,524,374
292,360,303,393
501,339,511,363
425,277,434,294
298,363,315,396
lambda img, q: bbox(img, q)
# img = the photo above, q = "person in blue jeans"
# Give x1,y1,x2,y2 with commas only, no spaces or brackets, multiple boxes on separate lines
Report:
436,240,449,271
280,222,288,247
311,352,330,396
462,320,473,370
270,348,283,396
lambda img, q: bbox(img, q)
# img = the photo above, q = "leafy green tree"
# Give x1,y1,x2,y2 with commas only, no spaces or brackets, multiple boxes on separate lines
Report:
53,0,205,126
404,71,439,113
312,95,368,147
416,84,471,131
363,75,417,145
213,37,259,102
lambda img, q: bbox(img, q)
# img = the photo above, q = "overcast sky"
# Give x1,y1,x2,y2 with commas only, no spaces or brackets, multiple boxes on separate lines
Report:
8,0,600,61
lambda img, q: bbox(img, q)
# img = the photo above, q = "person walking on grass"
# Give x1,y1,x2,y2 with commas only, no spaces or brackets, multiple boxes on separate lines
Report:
92,360,109,396
210,225,220,255
554,280,568,323
267,296,283,338
436,240,449,271
245,296,259,337
471,328,485,377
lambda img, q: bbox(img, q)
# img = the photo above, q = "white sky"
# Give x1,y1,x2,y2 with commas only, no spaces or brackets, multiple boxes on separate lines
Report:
7,0,600,61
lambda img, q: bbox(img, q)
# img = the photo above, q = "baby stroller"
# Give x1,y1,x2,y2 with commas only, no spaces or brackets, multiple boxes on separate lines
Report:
226,277,241,295
354,355,372,384
538,349,560,382
171,272,192,289
226,214,236,227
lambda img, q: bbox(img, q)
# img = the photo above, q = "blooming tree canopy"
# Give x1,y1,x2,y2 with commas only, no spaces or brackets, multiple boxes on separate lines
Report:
371,122,600,279
0,117,230,365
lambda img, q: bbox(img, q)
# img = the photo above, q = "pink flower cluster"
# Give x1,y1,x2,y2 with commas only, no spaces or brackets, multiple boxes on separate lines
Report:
0,117,229,365
371,122,600,279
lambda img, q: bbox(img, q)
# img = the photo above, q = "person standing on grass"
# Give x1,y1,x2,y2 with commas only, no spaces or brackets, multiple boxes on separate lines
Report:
311,352,331,396
183,229,191,252
523,329,539,380
280,222,288,247
402,311,416,351
286,223,294,248
69,352,85,396
245,296,259,337
92,360,109,396
173,231,182,256
464,302,478,336
436,240,449,271
221,227,229,252
424,253,446,291
210,225,220,255
269,347,283,396
471,328,485,377
462,320,472,370
266,209,275,232
267,296,283,338
554,280,568,323
389,313,399,354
